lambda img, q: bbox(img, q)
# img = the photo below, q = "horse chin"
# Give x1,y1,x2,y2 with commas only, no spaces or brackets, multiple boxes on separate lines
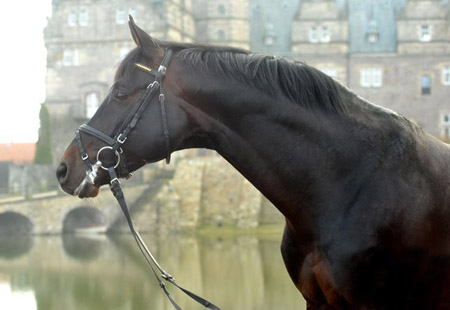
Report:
73,177,100,198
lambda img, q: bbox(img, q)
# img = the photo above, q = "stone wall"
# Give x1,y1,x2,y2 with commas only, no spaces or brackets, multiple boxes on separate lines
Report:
146,157,284,232
8,164,57,195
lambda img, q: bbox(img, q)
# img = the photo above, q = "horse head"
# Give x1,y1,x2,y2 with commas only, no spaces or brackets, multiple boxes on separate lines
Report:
56,17,192,198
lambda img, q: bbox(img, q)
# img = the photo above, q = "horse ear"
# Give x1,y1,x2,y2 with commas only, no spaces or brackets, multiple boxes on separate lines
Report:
128,15,160,57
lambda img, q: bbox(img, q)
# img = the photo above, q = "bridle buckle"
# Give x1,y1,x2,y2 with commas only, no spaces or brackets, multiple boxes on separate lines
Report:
117,133,127,144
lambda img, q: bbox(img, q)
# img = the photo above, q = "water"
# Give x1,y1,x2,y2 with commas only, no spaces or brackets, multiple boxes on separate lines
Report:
0,232,306,310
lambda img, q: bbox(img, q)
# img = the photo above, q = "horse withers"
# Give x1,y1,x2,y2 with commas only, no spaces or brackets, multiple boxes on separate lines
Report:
56,17,450,310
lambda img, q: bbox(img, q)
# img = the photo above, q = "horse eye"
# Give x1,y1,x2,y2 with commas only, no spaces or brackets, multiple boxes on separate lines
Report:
115,92,128,100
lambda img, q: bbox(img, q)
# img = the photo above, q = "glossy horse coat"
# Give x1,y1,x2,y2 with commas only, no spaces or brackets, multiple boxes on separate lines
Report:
57,18,450,309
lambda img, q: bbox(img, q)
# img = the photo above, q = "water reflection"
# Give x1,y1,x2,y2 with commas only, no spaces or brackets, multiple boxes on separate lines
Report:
0,232,306,310
62,234,106,260
0,235,33,260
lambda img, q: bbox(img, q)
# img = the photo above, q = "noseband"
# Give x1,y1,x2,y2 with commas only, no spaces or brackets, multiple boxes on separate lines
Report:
72,49,220,310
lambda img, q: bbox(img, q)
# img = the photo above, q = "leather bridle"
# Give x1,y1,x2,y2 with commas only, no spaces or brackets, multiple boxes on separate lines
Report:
73,49,220,310
75,48,173,179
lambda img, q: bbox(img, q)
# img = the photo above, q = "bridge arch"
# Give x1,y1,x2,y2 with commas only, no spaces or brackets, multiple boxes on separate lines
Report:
0,211,33,235
63,206,107,233
0,211,34,259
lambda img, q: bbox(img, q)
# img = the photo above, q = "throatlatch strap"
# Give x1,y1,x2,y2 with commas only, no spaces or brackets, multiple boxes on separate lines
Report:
107,168,220,310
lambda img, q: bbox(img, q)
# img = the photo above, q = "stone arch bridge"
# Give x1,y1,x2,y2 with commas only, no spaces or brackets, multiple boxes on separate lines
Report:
0,157,284,235
0,185,152,235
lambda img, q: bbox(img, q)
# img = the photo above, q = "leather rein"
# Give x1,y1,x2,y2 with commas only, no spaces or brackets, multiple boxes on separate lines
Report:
73,49,220,310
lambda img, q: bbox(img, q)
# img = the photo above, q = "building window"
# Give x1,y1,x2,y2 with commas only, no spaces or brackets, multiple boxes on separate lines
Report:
309,26,330,43
68,10,77,26
218,29,225,40
116,8,136,24
442,66,450,86
419,24,432,42
129,8,137,21
264,23,276,46
421,75,431,95
62,49,80,66
320,26,330,43
79,9,88,26
218,5,225,15
360,67,382,87
86,92,99,118
116,8,127,24
309,27,319,43
366,20,379,43
443,114,450,125
441,113,450,139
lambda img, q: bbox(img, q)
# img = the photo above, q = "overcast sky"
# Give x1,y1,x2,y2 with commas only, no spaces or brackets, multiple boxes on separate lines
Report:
0,1,52,143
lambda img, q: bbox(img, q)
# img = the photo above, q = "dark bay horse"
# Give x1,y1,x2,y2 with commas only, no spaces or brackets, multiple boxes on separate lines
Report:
56,17,450,310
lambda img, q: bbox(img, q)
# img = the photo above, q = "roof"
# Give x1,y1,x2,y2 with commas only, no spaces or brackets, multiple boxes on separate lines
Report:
0,143,36,164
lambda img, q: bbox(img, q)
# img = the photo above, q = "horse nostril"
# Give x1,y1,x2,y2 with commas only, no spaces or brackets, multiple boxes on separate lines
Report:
56,162,69,184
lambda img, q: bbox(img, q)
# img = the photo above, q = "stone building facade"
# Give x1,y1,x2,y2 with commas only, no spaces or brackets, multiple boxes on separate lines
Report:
44,0,450,162
45,0,198,159
193,0,250,49
292,0,450,138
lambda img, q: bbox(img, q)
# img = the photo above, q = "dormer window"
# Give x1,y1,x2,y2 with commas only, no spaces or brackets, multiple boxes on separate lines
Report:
366,20,379,43
264,23,277,46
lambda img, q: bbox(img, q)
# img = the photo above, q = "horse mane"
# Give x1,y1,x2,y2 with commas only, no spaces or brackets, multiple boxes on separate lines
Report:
117,41,347,114
166,42,347,114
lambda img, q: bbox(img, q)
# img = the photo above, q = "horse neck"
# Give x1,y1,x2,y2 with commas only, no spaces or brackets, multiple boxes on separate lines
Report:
182,73,362,223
